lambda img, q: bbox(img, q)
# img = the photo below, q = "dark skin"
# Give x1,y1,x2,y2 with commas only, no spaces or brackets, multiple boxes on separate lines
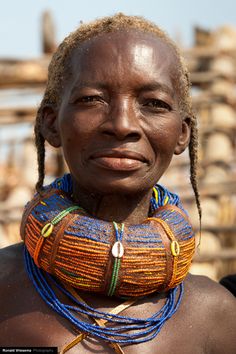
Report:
1,30,236,353
44,30,190,224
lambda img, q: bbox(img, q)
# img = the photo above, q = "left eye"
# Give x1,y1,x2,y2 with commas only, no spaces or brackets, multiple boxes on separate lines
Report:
144,99,171,111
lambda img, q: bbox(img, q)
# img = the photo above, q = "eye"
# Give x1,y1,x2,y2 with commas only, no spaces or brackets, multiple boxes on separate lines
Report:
78,95,102,103
143,99,172,112
70,93,107,109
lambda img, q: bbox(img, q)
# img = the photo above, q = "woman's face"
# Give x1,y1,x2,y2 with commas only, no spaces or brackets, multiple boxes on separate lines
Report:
54,30,190,195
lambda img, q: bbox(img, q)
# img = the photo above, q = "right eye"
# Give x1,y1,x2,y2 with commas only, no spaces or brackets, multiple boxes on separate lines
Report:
74,95,103,104
80,96,100,103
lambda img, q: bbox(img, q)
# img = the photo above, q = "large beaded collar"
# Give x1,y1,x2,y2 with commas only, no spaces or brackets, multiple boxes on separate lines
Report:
21,174,195,298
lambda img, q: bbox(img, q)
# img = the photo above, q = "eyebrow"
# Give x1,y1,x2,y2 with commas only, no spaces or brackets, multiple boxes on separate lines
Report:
70,82,108,95
70,81,175,98
138,82,175,98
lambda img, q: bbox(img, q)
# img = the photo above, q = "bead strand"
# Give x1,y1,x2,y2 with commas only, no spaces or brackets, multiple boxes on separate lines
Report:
108,222,124,296
24,247,183,344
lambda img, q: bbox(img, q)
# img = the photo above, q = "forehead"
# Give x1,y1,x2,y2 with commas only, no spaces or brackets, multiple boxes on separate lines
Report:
67,29,179,95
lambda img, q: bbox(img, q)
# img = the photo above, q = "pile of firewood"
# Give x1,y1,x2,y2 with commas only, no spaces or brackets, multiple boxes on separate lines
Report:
0,15,236,280
162,25,236,279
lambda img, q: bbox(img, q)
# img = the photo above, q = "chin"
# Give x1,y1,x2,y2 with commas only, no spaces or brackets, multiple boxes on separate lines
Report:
87,177,154,196
70,167,162,196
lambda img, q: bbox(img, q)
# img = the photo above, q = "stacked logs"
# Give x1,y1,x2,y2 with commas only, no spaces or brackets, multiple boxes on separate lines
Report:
162,25,236,280
0,11,57,248
0,17,236,280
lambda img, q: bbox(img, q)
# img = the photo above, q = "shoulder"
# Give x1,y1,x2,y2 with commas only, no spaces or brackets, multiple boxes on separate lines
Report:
184,273,236,313
184,273,236,354
0,242,24,260
0,242,28,296
0,242,25,280
185,272,236,305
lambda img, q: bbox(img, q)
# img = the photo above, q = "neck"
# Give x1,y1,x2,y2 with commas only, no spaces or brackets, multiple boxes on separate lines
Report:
72,183,153,224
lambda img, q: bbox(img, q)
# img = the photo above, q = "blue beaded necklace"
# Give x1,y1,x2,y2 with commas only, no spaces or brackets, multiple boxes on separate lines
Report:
24,174,185,346
25,247,183,344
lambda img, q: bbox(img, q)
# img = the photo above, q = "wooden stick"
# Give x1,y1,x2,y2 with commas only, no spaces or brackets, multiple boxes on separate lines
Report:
0,107,36,124
41,11,56,54
0,58,50,88
194,249,236,262
190,71,236,85
183,46,236,58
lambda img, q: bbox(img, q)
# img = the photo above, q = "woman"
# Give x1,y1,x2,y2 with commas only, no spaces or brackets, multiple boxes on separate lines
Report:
1,13,236,354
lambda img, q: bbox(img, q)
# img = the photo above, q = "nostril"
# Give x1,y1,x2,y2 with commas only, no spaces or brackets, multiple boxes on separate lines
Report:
103,130,114,136
103,129,140,141
127,132,140,140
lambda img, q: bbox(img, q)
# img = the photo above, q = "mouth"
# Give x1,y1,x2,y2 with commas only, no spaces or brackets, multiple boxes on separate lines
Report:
89,150,148,171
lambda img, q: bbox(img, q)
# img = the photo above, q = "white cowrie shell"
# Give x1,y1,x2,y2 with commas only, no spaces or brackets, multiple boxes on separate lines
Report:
112,241,124,258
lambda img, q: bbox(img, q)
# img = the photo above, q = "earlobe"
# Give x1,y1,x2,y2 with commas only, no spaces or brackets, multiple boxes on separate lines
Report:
174,118,191,155
40,106,61,148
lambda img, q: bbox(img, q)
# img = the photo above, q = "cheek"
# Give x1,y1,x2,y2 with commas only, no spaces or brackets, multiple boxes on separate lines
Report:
59,111,91,146
58,118,86,167
147,120,182,159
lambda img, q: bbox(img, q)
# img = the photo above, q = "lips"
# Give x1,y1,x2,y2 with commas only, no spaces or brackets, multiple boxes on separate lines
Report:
89,150,148,171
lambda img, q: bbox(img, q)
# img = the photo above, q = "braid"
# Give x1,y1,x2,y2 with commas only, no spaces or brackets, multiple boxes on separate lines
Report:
181,70,202,224
189,116,202,224
34,108,46,193
34,13,201,221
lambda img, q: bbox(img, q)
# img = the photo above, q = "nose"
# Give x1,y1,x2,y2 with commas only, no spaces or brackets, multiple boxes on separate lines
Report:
101,96,142,140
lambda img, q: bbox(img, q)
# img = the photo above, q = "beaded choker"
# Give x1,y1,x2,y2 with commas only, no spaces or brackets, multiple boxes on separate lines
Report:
21,174,195,351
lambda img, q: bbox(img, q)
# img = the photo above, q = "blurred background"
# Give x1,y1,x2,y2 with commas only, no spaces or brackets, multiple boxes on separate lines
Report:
1,0,236,281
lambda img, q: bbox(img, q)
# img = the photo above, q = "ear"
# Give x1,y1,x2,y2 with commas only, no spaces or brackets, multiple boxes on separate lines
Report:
40,106,61,148
174,117,191,155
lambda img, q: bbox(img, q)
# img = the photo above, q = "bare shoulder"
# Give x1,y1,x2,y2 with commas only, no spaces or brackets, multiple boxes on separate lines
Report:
0,242,24,260
184,273,236,354
185,272,236,306
0,242,29,308
0,242,25,282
